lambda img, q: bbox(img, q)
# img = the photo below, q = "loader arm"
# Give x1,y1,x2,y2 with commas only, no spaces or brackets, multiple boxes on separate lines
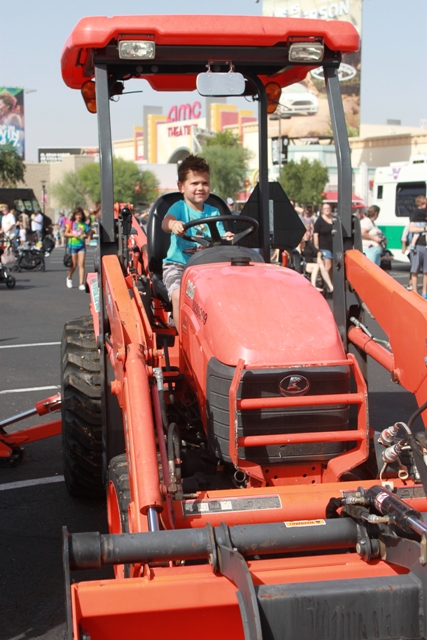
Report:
346,248,427,417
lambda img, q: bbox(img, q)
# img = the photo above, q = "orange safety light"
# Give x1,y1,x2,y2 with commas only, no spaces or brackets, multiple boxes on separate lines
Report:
81,80,97,113
265,82,282,114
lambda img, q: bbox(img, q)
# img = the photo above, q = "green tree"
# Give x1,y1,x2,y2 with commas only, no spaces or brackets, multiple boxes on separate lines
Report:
111,157,141,203
0,144,25,186
201,130,250,200
78,158,159,205
51,171,88,210
53,159,160,210
77,162,101,202
279,158,329,206
133,170,160,205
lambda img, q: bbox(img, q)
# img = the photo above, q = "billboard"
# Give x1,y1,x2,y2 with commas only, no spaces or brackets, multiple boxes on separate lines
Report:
263,1,362,139
38,147,99,163
0,87,25,158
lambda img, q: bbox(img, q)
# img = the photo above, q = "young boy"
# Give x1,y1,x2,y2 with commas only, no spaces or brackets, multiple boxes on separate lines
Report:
162,155,233,327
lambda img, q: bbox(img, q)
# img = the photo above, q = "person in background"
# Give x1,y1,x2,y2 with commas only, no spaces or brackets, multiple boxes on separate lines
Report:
19,209,30,239
299,205,315,237
31,210,43,243
313,203,334,278
299,230,334,294
18,222,26,245
360,205,384,267
65,207,90,291
401,222,413,290
409,195,427,298
226,197,235,212
92,201,101,220
58,211,68,246
1,206,16,241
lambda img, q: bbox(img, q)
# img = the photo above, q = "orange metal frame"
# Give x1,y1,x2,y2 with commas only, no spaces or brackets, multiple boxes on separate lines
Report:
346,249,427,415
229,354,368,484
0,393,62,460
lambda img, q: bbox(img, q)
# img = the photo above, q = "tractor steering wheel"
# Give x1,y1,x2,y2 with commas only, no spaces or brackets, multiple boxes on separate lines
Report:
182,214,258,248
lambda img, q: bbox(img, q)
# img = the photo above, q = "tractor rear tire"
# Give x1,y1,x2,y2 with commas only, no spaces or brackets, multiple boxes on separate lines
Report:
61,315,104,498
107,454,131,578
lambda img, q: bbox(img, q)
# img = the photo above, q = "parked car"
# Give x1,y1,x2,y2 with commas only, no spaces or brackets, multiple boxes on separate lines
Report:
278,82,318,116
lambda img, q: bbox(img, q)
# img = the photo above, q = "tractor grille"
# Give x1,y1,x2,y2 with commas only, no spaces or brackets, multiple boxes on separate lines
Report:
206,358,352,465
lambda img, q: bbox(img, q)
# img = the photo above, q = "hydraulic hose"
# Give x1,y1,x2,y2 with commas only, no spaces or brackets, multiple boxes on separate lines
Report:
406,401,427,496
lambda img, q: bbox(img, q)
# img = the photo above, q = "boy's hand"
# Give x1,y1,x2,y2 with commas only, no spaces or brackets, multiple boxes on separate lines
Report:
222,231,234,240
171,220,185,236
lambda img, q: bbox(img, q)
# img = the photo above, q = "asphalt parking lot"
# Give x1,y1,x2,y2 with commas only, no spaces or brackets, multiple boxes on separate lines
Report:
0,247,112,640
0,251,420,639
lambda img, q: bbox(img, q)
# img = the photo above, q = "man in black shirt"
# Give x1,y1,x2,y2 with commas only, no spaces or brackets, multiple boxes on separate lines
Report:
409,195,427,297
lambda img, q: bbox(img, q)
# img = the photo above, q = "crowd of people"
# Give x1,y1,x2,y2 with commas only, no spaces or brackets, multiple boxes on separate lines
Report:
0,205,48,246
271,200,391,296
5,184,427,299
0,203,100,291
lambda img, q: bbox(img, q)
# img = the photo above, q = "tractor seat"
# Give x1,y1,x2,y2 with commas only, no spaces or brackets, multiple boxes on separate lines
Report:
146,192,233,305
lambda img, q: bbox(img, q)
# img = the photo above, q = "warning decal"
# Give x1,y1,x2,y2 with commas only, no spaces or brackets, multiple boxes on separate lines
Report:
284,519,326,527
182,495,281,516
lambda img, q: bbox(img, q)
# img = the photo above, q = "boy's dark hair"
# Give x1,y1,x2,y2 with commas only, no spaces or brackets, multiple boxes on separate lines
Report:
178,155,210,183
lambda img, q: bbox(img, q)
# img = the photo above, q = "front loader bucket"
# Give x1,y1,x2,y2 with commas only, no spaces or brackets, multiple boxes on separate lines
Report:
64,521,427,640
68,557,425,640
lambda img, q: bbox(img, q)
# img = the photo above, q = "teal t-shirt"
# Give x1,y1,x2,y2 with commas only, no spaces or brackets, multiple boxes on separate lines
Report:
163,200,226,265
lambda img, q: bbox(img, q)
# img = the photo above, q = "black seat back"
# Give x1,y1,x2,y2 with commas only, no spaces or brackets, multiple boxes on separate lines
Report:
147,192,231,276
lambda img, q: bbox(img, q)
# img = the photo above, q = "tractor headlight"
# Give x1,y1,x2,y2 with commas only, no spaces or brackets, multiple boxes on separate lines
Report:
118,40,155,60
288,42,324,63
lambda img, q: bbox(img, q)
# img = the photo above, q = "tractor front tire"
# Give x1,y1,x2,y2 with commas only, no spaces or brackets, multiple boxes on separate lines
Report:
61,315,104,498
107,454,131,578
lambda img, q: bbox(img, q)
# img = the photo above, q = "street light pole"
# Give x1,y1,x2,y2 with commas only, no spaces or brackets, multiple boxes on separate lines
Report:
41,181,46,214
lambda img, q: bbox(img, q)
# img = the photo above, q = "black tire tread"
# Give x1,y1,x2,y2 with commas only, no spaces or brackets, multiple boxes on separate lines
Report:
108,454,131,578
62,315,103,498
108,454,131,533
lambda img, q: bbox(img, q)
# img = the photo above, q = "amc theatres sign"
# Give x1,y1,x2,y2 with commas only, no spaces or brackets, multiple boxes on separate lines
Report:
167,101,202,122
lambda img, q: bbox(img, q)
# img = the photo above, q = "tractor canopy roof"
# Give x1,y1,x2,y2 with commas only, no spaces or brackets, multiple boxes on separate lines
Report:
61,15,359,93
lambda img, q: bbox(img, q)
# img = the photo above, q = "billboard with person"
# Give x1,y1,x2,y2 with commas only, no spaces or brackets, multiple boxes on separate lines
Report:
263,0,362,139
0,87,25,158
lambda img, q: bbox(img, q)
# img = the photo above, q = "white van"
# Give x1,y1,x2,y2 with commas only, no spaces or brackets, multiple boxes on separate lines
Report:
373,155,427,256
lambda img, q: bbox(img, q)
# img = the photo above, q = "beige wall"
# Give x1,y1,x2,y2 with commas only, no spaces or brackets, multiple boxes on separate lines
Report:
113,138,135,161
350,133,427,168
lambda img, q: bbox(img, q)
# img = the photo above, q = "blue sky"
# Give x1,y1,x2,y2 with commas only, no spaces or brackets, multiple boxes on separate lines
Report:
1,0,426,161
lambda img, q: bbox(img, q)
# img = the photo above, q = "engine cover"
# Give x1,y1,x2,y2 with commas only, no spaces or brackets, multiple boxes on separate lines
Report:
179,259,351,465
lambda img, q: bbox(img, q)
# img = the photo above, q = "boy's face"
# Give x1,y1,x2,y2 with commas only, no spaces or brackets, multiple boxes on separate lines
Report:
178,170,210,210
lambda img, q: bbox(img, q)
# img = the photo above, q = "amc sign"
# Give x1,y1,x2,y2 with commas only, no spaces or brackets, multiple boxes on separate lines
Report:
167,101,202,122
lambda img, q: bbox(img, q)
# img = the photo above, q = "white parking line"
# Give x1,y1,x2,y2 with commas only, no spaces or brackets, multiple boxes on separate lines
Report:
0,385,60,395
0,342,60,349
0,475,65,491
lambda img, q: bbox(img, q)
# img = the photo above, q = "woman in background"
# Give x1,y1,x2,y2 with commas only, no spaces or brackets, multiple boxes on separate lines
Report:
64,207,89,291
313,203,334,278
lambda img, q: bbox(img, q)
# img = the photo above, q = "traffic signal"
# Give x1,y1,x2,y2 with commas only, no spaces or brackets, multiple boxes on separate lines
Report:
281,136,289,164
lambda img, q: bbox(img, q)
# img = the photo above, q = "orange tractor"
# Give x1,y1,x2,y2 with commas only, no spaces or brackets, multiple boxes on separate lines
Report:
4,13,427,640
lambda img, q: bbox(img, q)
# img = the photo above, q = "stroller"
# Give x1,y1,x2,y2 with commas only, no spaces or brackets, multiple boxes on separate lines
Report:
0,244,16,288
16,235,55,272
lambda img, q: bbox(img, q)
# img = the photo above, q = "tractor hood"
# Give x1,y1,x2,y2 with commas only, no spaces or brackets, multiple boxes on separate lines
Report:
180,262,345,368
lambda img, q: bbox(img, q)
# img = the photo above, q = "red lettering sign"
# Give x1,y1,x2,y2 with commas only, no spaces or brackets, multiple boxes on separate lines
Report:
167,101,202,122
